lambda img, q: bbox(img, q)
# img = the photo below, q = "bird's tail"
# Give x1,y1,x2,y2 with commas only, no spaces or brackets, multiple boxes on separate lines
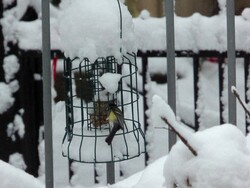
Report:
105,123,121,145
105,133,115,145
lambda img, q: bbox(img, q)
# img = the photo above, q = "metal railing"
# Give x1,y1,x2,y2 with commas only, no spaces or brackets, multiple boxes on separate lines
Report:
1,1,248,185
11,45,250,184
138,50,250,135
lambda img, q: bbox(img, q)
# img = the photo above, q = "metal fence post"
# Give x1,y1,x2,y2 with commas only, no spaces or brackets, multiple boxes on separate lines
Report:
166,0,177,150
107,162,115,184
141,53,149,164
218,56,225,124
42,0,54,187
193,56,200,131
244,55,250,133
226,0,236,125
0,1,3,81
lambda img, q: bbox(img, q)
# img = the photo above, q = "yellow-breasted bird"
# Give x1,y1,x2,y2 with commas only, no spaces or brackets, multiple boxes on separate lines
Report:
105,103,125,145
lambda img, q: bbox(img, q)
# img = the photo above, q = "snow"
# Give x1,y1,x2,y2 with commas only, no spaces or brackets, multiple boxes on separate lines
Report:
99,73,122,94
15,18,61,50
16,0,60,19
133,9,250,52
13,112,25,138
16,0,30,20
105,97,250,188
9,152,27,170
134,13,228,52
1,9,18,52
2,0,250,188
1,0,61,50
58,0,136,61
139,10,151,20
132,156,166,188
242,8,250,20
0,159,44,188
3,0,16,8
7,0,250,54
0,83,15,114
3,55,20,83
15,20,42,49
6,109,25,141
34,73,42,81
164,123,250,188
1,56,20,116
8,79,20,93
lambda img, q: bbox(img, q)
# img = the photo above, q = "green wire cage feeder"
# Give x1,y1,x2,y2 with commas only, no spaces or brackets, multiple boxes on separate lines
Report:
61,0,145,163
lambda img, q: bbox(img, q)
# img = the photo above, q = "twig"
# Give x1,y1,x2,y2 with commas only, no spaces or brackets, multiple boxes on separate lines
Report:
231,86,250,117
161,117,197,156
154,127,171,131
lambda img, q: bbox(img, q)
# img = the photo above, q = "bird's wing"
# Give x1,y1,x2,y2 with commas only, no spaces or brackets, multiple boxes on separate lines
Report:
114,108,125,130
117,115,124,130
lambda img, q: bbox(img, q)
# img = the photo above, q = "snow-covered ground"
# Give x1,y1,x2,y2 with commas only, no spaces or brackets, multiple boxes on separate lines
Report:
3,80,250,188
0,159,44,188
1,0,250,187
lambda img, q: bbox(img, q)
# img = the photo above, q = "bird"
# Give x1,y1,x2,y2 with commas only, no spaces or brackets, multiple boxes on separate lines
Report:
105,103,125,145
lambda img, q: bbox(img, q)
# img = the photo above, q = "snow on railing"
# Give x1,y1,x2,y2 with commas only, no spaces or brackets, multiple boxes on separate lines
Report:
134,9,250,52
9,6,250,53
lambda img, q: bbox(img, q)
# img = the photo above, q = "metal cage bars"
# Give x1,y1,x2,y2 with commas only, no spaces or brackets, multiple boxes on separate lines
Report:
62,54,144,164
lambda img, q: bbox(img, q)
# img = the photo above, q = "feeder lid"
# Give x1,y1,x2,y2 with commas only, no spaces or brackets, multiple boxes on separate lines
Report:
59,0,137,62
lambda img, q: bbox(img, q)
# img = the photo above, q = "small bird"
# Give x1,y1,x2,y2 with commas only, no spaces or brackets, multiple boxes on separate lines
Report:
105,103,125,145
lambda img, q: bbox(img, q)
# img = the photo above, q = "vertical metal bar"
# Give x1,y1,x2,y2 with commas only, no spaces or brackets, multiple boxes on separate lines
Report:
94,164,99,184
166,0,177,150
218,56,225,124
227,0,236,125
244,55,250,133
141,54,149,164
68,159,73,182
42,0,54,187
193,56,200,131
0,1,4,81
107,162,115,184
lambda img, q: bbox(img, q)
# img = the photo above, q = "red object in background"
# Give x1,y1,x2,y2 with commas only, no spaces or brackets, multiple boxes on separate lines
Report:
52,54,58,81
207,57,218,63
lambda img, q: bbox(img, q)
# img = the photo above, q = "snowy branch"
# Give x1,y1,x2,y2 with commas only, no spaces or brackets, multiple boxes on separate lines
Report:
231,86,250,117
161,117,197,156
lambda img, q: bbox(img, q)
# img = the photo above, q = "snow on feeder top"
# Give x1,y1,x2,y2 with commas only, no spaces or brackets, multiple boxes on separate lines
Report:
59,0,137,62
59,0,144,163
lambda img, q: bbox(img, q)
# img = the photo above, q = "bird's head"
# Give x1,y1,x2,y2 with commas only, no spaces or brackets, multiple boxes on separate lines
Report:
109,103,117,109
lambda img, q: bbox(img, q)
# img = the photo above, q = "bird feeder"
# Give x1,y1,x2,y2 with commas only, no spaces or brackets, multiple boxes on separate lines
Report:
60,0,145,163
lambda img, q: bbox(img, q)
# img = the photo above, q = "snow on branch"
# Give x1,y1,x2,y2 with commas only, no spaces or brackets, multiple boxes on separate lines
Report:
231,86,250,117
151,95,198,157
161,117,197,156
